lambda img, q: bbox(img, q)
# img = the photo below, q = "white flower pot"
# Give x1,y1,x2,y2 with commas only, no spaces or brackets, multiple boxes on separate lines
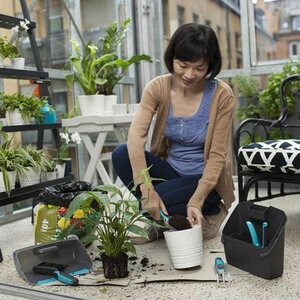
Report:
78,94,106,116
112,104,127,115
19,167,41,187
55,163,66,178
0,171,16,193
163,225,203,269
104,95,118,113
11,57,25,69
8,110,30,125
41,171,57,183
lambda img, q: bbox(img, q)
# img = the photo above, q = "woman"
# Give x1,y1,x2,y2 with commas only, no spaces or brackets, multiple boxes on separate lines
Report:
112,23,235,242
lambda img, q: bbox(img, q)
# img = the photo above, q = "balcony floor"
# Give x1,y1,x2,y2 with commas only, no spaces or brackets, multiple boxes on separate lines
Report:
0,184,300,300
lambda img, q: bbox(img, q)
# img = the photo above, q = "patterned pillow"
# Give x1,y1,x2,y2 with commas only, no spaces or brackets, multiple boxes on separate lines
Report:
238,139,300,173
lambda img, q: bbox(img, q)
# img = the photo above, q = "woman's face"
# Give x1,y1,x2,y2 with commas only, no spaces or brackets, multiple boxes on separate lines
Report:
173,58,209,88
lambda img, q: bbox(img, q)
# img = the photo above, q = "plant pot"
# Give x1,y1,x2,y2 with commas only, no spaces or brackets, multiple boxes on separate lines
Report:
112,104,127,115
0,117,6,126
19,167,41,187
78,94,106,116
104,95,117,114
11,57,25,69
8,110,30,125
163,225,203,269
0,170,16,193
41,171,57,182
55,163,66,178
101,252,129,279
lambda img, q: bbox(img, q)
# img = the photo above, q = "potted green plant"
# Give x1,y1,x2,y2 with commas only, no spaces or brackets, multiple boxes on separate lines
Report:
18,145,48,187
60,173,158,279
259,60,300,119
0,135,26,195
0,92,47,125
41,156,58,182
232,73,260,120
96,17,152,112
0,36,19,65
10,18,30,69
65,39,116,116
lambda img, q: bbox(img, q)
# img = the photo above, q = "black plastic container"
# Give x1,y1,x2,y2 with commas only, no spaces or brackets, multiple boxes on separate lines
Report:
221,202,287,279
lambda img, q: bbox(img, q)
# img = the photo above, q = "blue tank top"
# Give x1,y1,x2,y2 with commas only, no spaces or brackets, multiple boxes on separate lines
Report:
165,79,217,176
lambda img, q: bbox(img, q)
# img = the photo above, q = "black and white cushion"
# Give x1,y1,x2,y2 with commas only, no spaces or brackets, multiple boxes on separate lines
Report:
238,139,300,174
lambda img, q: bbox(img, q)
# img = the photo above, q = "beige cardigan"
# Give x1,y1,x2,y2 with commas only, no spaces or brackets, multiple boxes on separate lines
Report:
127,74,235,210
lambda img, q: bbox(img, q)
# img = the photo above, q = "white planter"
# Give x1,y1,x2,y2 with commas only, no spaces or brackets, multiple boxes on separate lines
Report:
0,171,16,193
19,167,41,187
104,95,118,113
112,104,127,115
41,171,57,183
163,225,203,269
8,110,30,125
0,118,6,126
55,163,66,178
0,56,4,67
78,94,106,116
11,57,25,69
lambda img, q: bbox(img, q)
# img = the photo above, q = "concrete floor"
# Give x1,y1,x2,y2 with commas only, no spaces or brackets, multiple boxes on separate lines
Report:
0,185,300,300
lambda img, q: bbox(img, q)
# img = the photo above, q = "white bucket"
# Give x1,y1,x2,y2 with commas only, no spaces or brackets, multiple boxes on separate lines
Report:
164,225,203,269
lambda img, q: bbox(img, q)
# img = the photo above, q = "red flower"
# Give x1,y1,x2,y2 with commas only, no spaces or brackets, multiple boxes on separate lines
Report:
58,207,68,216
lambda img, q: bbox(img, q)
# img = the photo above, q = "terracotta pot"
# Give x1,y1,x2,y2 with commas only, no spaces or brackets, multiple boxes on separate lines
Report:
101,252,128,279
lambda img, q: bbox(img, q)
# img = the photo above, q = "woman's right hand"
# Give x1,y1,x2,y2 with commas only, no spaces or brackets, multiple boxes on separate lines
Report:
140,184,164,220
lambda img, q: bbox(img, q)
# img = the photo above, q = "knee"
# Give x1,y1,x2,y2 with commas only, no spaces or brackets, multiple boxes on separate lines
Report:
112,144,128,164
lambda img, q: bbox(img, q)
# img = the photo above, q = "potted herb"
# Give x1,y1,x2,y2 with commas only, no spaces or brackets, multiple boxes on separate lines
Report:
65,39,116,116
96,18,152,111
0,135,26,195
0,92,47,125
0,36,19,65
18,145,48,187
41,157,58,182
232,73,260,120
61,181,156,279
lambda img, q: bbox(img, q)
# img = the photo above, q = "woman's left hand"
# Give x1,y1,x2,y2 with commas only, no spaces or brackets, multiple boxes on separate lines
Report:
187,206,203,226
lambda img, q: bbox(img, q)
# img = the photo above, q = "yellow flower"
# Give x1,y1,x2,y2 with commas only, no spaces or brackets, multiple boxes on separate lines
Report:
73,209,85,219
58,217,70,229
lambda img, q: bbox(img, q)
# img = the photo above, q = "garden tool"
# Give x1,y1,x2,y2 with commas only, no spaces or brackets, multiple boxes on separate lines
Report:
160,209,191,230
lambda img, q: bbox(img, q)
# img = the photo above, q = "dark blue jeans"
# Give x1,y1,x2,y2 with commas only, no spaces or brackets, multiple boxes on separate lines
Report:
112,144,221,217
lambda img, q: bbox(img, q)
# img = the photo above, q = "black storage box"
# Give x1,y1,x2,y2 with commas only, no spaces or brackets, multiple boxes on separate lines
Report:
221,202,287,279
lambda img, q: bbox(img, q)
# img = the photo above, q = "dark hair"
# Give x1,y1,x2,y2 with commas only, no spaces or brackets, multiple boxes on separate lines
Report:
164,23,222,79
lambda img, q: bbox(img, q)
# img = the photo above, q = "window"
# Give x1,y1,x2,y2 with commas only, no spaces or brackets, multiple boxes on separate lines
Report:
49,15,64,34
292,16,300,31
290,41,300,56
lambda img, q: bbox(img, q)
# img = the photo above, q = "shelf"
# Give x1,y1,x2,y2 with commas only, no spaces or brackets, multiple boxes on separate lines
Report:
0,68,48,80
2,123,62,132
0,175,75,207
0,14,35,30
